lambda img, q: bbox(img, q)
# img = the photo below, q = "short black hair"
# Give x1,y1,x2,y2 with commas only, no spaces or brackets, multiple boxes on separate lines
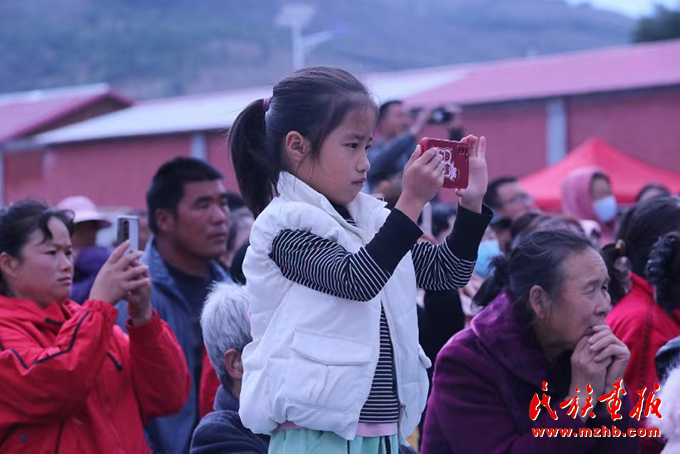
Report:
431,202,457,239
636,183,671,203
509,213,585,252
378,100,403,123
225,192,246,212
484,176,519,210
146,157,223,235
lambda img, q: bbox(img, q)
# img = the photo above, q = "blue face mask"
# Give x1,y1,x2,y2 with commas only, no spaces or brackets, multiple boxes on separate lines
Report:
593,195,617,223
475,240,502,278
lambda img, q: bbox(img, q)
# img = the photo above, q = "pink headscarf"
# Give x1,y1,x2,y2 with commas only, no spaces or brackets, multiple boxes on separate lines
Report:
560,166,616,245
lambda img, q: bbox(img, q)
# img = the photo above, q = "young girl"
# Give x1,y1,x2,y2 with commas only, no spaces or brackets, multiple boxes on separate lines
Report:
229,66,492,454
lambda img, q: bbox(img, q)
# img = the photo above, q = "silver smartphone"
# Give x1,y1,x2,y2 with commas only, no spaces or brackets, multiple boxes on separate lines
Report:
117,216,140,254
421,202,433,237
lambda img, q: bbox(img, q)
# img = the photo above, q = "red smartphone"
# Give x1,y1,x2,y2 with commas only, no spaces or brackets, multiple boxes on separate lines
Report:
419,137,470,189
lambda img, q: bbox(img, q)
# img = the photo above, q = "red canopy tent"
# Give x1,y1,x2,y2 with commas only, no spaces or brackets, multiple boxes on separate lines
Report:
521,137,680,210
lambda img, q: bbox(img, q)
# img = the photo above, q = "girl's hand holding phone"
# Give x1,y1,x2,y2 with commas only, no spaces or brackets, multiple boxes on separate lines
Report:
396,146,446,222
456,135,488,213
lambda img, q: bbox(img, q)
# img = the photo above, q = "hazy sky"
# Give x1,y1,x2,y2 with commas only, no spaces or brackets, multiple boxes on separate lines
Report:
565,0,679,16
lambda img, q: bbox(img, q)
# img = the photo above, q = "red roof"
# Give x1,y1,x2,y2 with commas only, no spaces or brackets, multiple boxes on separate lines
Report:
407,39,680,106
521,137,680,210
0,84,133,143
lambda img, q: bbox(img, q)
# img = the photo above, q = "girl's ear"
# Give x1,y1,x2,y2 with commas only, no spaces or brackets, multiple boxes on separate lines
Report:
285,131,311,167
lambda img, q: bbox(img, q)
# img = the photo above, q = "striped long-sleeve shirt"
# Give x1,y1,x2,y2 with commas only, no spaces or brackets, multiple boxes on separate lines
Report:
270,204,492,424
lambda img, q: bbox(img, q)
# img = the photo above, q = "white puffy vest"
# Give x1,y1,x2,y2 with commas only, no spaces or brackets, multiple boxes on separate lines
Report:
239,172,431,441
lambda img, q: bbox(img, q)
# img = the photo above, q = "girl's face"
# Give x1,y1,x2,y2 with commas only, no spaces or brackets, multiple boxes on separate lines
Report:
0,217,74,307
295,107,375,206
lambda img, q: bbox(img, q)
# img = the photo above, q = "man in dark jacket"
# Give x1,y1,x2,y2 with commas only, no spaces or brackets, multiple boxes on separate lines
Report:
117,158,232,453
190,282,268,454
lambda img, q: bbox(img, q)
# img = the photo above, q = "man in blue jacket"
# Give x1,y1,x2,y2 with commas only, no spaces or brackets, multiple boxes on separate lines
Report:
191,282,269,454
118,157,232,453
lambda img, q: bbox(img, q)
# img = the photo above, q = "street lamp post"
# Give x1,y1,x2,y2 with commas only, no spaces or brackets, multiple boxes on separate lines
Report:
276,4,336,70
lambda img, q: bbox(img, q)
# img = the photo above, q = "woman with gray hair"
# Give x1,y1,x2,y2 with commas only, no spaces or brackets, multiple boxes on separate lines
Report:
190,282,269,454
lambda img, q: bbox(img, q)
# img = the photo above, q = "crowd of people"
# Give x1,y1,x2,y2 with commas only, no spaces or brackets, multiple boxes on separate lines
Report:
0,65,678,454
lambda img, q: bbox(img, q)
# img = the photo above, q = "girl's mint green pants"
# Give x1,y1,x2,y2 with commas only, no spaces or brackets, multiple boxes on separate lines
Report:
269,429,400,454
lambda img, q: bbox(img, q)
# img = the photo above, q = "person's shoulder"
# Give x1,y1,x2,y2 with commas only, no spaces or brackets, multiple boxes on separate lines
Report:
251,200,340,248
606,298,677,350
607,294,655,331
193,410,239,438
258,199,328,223
62,300,88,315
200,407,248,429
209,260,231,281
431,326,500,394
0,307,32,335
192,410,265,452
437,327,483,365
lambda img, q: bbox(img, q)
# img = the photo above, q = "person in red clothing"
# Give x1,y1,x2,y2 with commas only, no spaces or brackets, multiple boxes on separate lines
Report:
0,200,191,453
603,197,680,454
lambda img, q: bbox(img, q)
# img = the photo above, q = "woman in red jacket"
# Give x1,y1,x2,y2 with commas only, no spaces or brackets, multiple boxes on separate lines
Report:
0,200,191,453
603,197,680,454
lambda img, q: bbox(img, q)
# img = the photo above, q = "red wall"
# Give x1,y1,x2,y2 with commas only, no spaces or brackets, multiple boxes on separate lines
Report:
6,135,191,208
6,85,678,209
568,86,680,172
462,100,547,179
206,132,239,193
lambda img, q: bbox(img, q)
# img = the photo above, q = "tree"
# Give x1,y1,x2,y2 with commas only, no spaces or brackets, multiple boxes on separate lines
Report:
632,6,680,43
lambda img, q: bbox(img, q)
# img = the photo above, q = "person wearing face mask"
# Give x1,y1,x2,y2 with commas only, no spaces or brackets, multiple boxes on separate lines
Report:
561,167,618,246
474,228,502,278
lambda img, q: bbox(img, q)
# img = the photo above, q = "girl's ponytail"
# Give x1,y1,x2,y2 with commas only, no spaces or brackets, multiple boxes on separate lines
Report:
229,99,275,217
229,67,376,217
